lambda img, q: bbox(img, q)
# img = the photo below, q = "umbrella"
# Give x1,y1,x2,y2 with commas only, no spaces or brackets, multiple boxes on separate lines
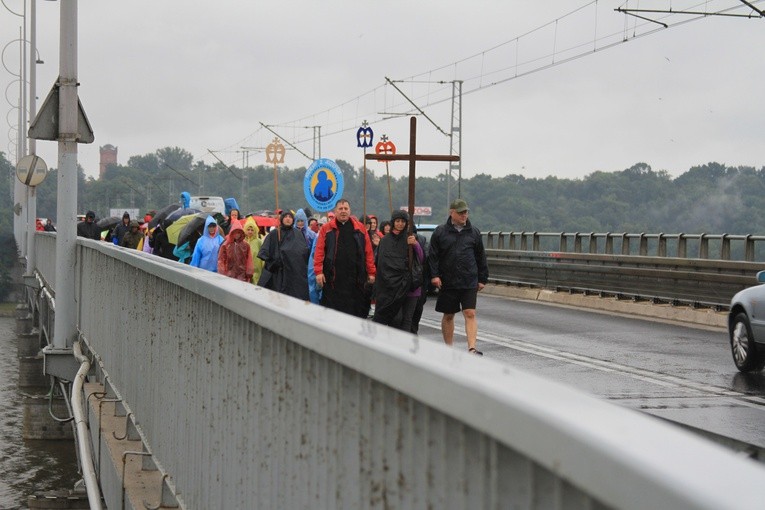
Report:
148,204,181,229
166,213,204,245
165,207,200,226
96,216,120,231
177,213,208,247
251,216,278,229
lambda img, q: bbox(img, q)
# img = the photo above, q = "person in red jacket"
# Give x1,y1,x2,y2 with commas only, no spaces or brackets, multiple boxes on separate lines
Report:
218,219,254,282
314,199,376,318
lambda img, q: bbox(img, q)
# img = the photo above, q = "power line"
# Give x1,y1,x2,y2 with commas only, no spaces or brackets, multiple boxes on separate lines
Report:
214,1,762,162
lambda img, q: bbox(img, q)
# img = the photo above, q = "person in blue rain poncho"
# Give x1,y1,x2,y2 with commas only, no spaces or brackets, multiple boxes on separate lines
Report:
294,209,317,248
190,215,224,272
180,191,191,209
295,209,320,304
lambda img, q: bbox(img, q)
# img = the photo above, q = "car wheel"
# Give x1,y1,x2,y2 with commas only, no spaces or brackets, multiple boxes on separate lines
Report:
730,313,765,372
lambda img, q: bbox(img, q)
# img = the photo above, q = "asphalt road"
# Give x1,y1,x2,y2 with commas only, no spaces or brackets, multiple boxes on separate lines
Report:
417,293,765,454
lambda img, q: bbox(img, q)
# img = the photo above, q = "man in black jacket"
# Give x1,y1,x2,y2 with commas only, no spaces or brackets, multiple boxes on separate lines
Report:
76,211,101,240
428,198,489,355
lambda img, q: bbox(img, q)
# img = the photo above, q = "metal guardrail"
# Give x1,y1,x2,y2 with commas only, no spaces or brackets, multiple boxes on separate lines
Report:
482,232,765,309
28,233,765,509
483,232,765,261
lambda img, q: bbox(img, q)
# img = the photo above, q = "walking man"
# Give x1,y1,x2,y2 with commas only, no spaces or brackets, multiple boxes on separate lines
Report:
428,198,489,355
314,199,376,317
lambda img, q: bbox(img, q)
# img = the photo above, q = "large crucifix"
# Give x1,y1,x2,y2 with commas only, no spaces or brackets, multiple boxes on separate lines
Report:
365,116,460,234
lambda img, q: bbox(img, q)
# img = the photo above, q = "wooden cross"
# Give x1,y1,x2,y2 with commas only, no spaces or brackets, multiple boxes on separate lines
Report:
365,116,459,233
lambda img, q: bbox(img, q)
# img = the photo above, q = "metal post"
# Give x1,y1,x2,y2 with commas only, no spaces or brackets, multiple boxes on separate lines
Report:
19,13,29,259
14,23,26,256
25,0,38,277
52,0,78,350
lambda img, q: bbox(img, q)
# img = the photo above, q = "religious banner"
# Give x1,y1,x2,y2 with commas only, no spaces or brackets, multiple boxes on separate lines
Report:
356,121,374,148
266,137,285,211
375,134,397,214
356,120,374,216
304,158,344,212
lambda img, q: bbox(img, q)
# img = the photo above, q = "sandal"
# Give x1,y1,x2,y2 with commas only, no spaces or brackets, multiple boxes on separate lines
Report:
468,347,483,356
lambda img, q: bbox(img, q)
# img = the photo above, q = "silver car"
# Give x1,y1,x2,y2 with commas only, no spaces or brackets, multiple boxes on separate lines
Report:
728,270,765,372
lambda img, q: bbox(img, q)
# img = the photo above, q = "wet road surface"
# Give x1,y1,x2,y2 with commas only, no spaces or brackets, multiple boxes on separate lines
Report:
417,293,765,452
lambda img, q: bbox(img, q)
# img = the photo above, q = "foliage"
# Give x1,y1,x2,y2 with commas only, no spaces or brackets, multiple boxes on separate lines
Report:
0,151,18,301
19,146,765,236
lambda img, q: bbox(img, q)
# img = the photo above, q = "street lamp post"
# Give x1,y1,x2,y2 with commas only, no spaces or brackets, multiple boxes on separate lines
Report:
1,0,28,253
2,0,48,267
25,0,38,277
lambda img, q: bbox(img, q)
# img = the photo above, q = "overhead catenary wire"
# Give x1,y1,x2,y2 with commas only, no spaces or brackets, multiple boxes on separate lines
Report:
210,0,763,166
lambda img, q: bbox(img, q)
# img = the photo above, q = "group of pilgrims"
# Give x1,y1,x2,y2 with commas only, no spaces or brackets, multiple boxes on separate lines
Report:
76,194,431,333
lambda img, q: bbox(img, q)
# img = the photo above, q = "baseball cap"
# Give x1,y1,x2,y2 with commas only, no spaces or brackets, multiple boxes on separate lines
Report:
449,198,469,213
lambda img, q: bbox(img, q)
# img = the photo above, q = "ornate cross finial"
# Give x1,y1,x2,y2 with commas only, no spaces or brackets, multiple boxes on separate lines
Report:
356,120,374,148
266,138,285,164
375,134,396,156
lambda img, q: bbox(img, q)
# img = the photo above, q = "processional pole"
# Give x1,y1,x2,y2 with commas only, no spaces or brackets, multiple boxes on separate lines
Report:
356,120,374,218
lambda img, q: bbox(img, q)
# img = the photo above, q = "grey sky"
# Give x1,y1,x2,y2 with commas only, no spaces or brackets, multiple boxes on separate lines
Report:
2,1,763,181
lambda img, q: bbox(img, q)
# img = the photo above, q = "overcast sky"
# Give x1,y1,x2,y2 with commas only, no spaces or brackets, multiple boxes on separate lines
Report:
2,0,763,181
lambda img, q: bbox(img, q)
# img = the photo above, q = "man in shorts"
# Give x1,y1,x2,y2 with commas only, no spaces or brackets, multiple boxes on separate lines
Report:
427,198,489,355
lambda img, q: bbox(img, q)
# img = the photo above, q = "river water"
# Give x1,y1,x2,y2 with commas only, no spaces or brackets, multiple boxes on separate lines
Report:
0,315,80,509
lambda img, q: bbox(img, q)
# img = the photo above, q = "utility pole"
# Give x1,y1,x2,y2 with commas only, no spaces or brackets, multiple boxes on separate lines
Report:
447,80,463,207
52,0,79,350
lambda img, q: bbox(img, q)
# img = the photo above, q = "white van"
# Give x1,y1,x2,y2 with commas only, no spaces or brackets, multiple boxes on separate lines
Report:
189,196,225,214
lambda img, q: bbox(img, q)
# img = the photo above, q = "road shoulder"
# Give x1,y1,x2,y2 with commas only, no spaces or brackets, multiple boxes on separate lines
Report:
482,284,727,330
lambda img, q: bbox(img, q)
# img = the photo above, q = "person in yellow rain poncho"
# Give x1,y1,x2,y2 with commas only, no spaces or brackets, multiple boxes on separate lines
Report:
243,216,264,285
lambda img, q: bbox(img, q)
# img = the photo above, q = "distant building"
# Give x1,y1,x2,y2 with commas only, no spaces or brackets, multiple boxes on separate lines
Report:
99,144,118,178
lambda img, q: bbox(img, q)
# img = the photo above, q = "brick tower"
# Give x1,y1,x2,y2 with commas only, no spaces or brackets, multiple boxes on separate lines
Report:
99,144,118,178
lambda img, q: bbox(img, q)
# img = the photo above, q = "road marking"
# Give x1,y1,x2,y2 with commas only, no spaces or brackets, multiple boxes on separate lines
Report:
419,318,765,408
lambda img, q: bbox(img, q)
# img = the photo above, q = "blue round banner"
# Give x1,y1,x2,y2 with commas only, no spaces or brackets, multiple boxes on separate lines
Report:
304,158,344,212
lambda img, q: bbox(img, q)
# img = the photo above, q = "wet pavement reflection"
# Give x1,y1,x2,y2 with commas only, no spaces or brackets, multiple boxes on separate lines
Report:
732,371,765,394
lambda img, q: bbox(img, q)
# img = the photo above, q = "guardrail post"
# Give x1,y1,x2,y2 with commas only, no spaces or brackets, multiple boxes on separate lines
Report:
509,232,517,250
721,233,731,260
699,233,709,259
605,233,613,254
520,231,528,251
639,233,648,256
486,232,495,249
574,232,582,253
745,234,755,262
588,233,597,254
498,232,506,250
532,232,540,251
677,233,687,258
558,232,567,252
621,233,630,255
658,233,667,257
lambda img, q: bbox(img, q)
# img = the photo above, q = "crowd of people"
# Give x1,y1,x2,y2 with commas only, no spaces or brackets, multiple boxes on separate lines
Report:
75,197,489,354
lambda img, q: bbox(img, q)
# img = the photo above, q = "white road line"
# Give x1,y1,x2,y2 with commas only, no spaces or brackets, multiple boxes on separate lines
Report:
419,318,765,408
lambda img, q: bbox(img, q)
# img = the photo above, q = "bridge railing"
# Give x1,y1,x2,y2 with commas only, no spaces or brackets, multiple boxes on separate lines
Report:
30,233,765,509
482,232,765,308
483,231,765,261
